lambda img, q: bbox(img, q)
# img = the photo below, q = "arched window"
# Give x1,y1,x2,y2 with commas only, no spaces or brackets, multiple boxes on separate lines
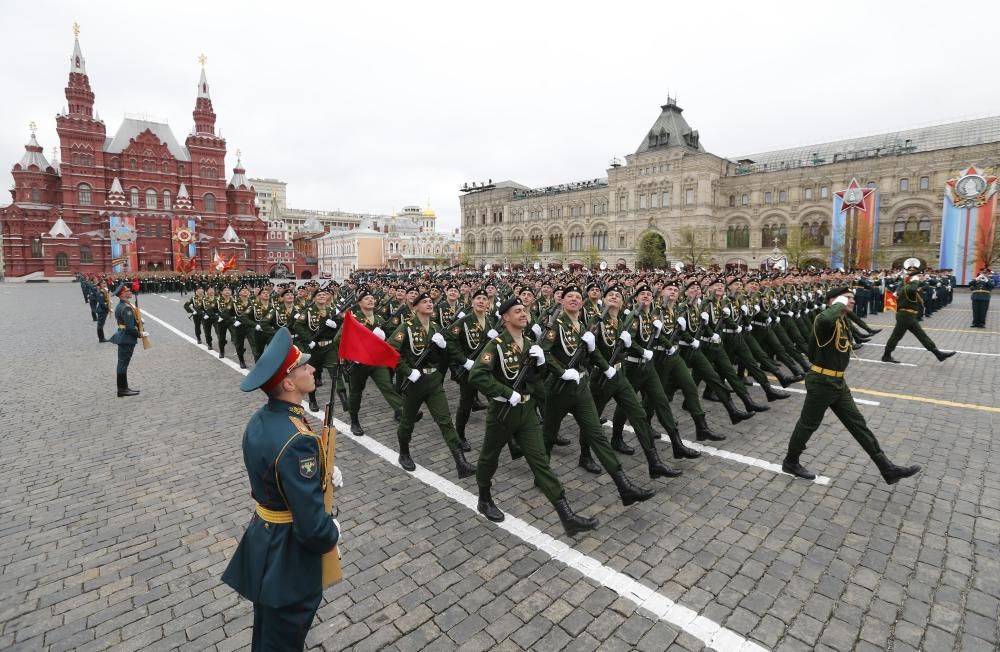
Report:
145,189,157,209
530,232,543,253
893,221,906,244
203,193,216,212
55,253,69,271
142,160,154,173
30,186,40,203
163,190,171,210
130,188,140,208
549,232,564,252
918,216,931,243
30,237,42,257
80,246,93,263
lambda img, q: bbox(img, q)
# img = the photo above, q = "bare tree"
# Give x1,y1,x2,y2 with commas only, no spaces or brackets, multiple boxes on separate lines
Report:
674,226,715,269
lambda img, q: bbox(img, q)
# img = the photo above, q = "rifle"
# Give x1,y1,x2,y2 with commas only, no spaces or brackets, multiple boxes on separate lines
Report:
555,305,610,393
131,287,152,350
398,311,469,392
593,308,635,389
319,365,343,588
497,305,561,424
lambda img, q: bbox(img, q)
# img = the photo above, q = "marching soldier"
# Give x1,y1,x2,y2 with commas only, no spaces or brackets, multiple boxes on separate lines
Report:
231,286,256,369
882,270,956,363
202,287,218,350
184,287,207,345
468,297,599,536
222,328,342,651
249,287,277,360
214,286,237,359
783,288,921,485
969,270,993,328
293,286,341,413
446,288,492,452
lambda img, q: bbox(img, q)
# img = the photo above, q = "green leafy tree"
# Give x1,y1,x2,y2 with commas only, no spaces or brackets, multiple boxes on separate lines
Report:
674,226,714,269
783,226,821,269
583,245,601,269
515,241,539,267
636,232,667,269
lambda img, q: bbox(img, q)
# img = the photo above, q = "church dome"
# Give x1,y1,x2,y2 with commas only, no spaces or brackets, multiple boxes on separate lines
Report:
422,206,436,218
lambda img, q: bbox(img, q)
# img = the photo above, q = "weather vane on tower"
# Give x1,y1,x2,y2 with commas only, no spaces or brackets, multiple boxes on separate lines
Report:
29,121,37,136
72,22,80,37
198,53,207,66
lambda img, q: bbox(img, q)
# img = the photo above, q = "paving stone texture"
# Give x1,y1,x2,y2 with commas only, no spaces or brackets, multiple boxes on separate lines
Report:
0,282,997,651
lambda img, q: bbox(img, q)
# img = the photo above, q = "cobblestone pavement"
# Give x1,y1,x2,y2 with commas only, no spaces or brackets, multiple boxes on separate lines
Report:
0,283,997,652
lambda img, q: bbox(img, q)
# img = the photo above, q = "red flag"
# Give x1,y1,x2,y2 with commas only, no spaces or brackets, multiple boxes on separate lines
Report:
224,255,237,271
131,279,140,292
884,290,897,312
338,311,400,368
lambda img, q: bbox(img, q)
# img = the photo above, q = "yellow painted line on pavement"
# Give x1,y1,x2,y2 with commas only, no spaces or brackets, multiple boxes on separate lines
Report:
848,388,1000,413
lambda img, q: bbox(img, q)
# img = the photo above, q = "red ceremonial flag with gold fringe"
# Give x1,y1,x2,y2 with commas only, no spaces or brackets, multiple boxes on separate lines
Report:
884,290,897,312
338,311,400,368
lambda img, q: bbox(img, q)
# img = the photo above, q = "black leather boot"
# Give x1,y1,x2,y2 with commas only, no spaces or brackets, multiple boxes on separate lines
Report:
97,326,106,342
934,350,956,362
452,448,476,479
643,445,681,478
610,468,656,506
781,451,815,480
124,372,139,394
554,433,571,446
693,414,726,441
740,392,770,413
471,397,487,412
398,442,416,471
350,413,364,437
872,452,921,485
702,386,721,402
719,392,753,424
117,373,138,397
477,487,504,522
218,343,226,359
554,495,598,537
760,379,790,402
238,353,247,370
308,392,319,413
775,369,797,388
458,436,472,453
881,353,901,364
611,430,634,455
665,426,701,458
578,444,602,474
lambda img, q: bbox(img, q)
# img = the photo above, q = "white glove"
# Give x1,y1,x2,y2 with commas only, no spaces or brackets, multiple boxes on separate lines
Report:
456,311,465,320
740,304,749,315
531,323,542,338
701,311,710,323
780,299,786,306
486,328,499,339
407,369,421,383
653,319,663,331
431,332,446,349
309,341,316,349
529,344,545,366
735,325,742,334
217,317,223,322
722,307,731,317
766,317,773,324
325,319,337,329
203,314,210,320
463,358,474,370
832,295,850,307
667,345,678,356
619,331,632,347
507,391,522,406
624,309,631,315
141,332,149,338
710,333,721,344
642,348,654,361
233,320,241,327
691,338,701,349
604,366,617,379
255,324,262,331
561,369,581,383
294,313,301,320
747,324,753,331
332,465,343,488
820,303,827,310
332,518,341,540
753,305,761,314
775,316,781,323
676,316,687,331
373,327,386,340
795,312,801,319
580,331,596,352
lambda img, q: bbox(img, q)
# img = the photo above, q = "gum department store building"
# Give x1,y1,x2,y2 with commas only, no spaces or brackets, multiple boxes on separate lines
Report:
459,98,1000,271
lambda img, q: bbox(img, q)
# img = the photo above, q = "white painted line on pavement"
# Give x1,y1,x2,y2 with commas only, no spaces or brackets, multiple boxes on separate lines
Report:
748,383,880,407
605,423,832,486
169,298,180,302
143,308,770,652
863,342,1000,357
852,357,918,367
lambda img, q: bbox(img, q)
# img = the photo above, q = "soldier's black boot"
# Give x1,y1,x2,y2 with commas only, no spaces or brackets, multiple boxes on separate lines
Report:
350,413,365,437
610,421,634,455
238,353,247,370
719,392,753,424
781,451,815,480
933,349,956,362
643,445,681,479
760,379,790,402
610,468,656,506
665,426,701,458
398,442,416,472
124,372,139,393
881,353,901,364
308,392,319,413
116,374,138,397
740,392,770,413
577,443,602,474
554,495,598,537
554,433,571,446
775,369,797,388
218,343,226,359
872,452,921,485
451,448,476,479
693,414,726,442
98,328,107,343
470,395,487,412
702,386,721,402
477,487,504,522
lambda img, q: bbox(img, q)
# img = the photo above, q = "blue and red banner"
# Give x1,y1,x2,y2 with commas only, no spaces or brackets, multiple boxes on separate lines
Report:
940,166,997,284
832,179,880,270
109,214,138,273
171,217,197,272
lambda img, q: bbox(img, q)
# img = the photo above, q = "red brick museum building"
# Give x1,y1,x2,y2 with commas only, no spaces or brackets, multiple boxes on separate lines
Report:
0,32,268,279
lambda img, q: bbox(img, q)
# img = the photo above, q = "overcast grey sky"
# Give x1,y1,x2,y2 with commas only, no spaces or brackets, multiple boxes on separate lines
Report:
3,0,1000,233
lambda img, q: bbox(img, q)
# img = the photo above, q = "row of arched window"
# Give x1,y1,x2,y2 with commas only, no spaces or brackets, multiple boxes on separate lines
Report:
76,183,218,212
471,229,611,255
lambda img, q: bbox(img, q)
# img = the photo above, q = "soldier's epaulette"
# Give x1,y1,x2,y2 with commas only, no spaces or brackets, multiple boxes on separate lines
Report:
494,337,503,343
287,415,316,437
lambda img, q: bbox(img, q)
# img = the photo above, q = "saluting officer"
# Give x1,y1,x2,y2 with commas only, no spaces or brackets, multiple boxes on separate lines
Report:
969,270,994,328
882,270,956,363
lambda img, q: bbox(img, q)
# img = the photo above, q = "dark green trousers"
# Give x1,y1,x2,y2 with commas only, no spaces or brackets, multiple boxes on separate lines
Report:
349,363,403,415
397,372,460,450
455,377,478,439
788,373,881,458
679,346,731,399
657,352,704,417
772,317,807,359
542,373,621,473
971,298,990,326
884,312,937,355
699,342,751,400
251,592,322,652
620,361,677,432
724,334,770,386
753,325,801,372
594,367,660,450
781,317,809,352
479,400,563,504
743,330,783,375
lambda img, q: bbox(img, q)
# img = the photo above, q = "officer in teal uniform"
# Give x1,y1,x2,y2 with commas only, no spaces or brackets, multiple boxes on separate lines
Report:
222,328,341,652
109,282,142,397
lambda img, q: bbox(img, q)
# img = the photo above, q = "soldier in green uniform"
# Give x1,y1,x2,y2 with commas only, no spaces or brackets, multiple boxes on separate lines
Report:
882,270,956,363
250,287,276,360
469,297,599,536
222,328,341,652
231,285,256,369
183,287,207,345
783,288,922,485
540,285,655,506
446,288,493,452
214,286,237,360
293,286,341,413
969,270,994,328
389,292,476,479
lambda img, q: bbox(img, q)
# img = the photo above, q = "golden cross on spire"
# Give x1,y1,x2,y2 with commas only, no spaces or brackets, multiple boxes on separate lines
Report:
72,22,80,37
198,53,207,66
236,148,241,159
28,121,37,135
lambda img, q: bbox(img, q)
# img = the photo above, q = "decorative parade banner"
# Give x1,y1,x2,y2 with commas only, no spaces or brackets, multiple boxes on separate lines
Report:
832,179,880,271
940,166,998,284
171,217,197,272
109,214,138,273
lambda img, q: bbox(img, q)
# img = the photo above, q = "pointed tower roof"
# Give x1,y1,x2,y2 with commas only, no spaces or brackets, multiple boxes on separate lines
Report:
190,54,217,135
17,131,53,172
221,223,240,242
70,33,86,74
228,151,250,189
48,216,73,238
106,177,129,206
198,64,211,99
635,97,704,154
174,183,193,211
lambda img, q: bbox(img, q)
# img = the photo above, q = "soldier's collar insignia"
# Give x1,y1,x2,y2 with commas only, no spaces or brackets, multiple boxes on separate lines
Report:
299,455,318,479
289,405,305,416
